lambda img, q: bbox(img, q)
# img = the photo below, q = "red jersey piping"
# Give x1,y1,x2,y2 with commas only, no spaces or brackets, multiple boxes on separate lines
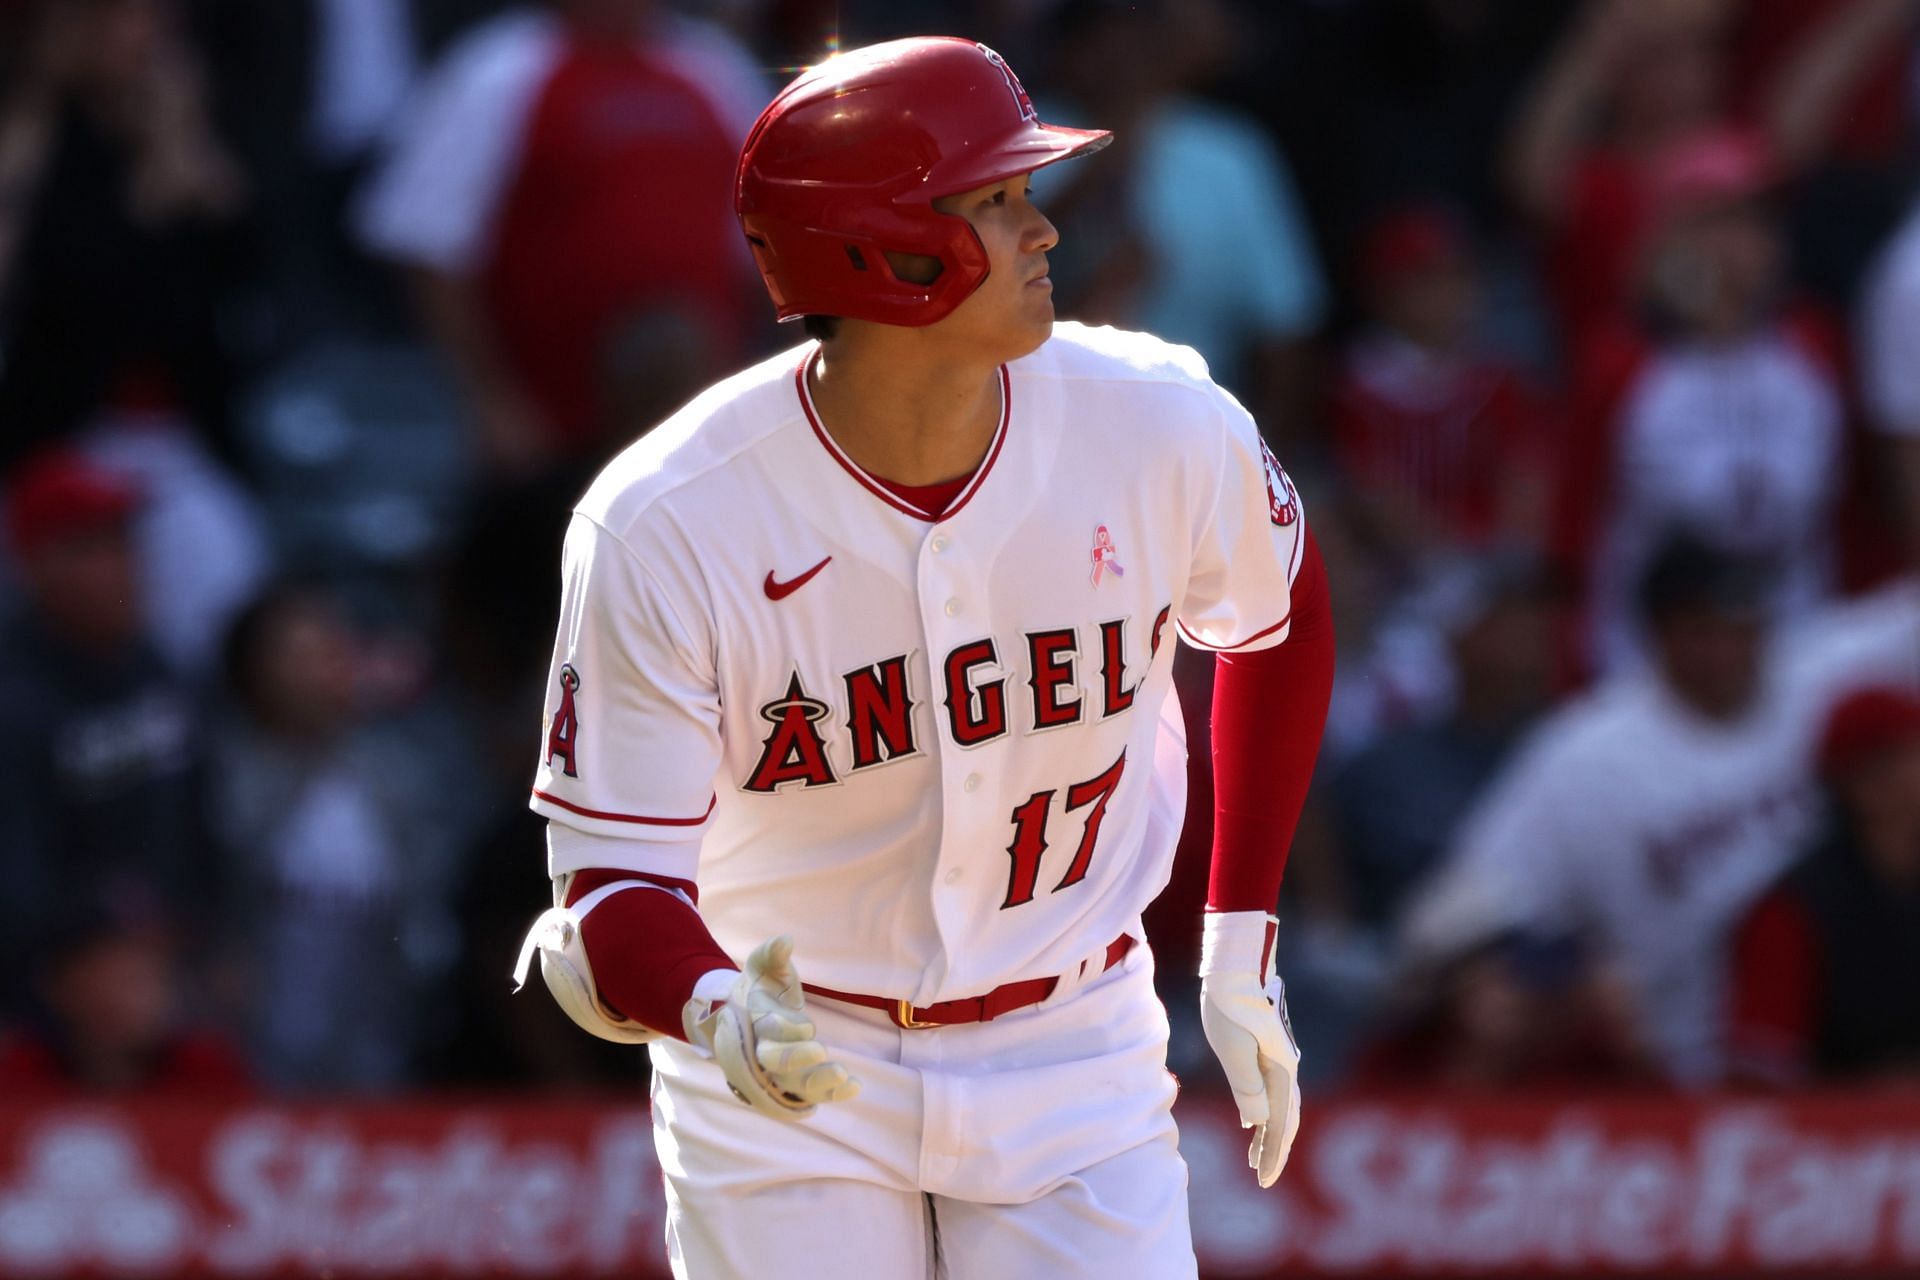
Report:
532,790,717,826
1176,611,1293,653
794,348,1011,524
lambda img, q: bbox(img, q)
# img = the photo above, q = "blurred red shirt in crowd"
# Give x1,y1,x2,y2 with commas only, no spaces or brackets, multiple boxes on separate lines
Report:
358,4,762,466
1331,206,1548,555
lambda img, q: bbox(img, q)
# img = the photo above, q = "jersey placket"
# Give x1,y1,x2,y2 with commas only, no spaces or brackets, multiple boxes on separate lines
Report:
911,513,999,1005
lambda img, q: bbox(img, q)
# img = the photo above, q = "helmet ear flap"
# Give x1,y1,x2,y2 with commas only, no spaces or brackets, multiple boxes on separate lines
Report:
741,205,987,327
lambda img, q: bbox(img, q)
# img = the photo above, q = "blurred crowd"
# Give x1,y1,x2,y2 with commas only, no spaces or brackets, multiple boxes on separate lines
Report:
0,0,1917,1102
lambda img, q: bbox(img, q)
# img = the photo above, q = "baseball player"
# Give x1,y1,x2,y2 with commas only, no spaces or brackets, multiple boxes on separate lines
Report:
514,36,1335,1278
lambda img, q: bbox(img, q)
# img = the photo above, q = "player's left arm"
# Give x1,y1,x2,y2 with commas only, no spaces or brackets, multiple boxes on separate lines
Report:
1177,387,1335,1188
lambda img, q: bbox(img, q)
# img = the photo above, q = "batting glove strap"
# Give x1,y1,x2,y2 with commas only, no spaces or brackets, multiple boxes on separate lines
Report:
683,936,861,1121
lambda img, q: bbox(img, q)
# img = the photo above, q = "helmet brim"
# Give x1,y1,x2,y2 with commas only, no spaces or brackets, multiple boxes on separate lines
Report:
924,122,1113,200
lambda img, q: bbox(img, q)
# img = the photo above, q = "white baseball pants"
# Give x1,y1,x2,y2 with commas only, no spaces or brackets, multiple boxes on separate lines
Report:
647,943,1196,1279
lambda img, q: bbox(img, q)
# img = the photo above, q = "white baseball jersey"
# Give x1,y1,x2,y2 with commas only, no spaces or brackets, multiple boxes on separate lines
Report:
1590,333,1844,674
529,322,1305,1006
1409,582,1920,1084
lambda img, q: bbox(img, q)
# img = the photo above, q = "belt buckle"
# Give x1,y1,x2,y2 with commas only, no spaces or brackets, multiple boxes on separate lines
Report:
893,998,938,1030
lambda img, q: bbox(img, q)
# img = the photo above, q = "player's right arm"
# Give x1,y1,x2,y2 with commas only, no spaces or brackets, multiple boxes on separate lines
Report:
519,512,857,1116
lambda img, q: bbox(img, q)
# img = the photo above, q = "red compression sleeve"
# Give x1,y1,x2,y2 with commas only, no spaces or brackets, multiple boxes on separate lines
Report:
1207,527,1335,912
565,867,739,1041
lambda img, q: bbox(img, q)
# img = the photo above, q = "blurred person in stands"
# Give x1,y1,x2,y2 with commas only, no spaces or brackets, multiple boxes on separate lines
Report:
1034,0,1324,445
1402,536,1920,1085
1859,193,1920,567
1279,554,1557,1084
207,582,442,1092
0,0,270,677
1355,932,1654,1092
420,469,645,1088
1330,553,1558,937
0,885,249,1097
0,450,210,1018
188,0,422,345
1208,1,1569,284
1330,204,1549,569
1727,687,1920,1087
1552,130,1849,679
0,0,250,466
1505,0,1915,346
355,0,767,479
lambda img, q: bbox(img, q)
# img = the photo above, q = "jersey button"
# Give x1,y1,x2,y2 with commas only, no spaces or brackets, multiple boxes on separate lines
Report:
944,597,962,617
944,868,963,885
963,773,981,792
931,534,949,553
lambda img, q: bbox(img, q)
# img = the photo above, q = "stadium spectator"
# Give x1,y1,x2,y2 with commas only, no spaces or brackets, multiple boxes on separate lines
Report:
1550,130,1849,679
0,887,249,1097
1035,0,1324,439
0,0,272,678
1402,537,1920,1085
1504,0,1915,347
355,0,767,477
1858,194,1920,565
1727,687,1920,1087
0,0,252,470
1354,933,1654,1092
1330,204,1550,564
420,473,642,1088
1211,0,1571,302
0,450,210,1016
1329,553,1557,935
207,582,451,1092
189,0,422,346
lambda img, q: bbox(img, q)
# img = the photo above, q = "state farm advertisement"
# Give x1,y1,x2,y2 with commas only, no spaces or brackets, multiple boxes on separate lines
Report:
2,1093,1918,1277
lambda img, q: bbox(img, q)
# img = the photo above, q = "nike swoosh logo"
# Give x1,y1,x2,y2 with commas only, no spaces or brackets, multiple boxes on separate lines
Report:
764,556,832,601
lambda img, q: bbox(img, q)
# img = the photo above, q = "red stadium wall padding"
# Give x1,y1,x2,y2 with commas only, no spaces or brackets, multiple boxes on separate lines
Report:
3,1092,1919,1278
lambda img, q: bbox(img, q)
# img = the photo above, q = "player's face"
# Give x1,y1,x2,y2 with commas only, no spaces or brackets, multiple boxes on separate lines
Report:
930,173,1060,361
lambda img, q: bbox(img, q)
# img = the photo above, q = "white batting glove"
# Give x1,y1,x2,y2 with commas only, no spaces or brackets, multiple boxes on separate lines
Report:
1199,910,1302,1188
683,935,860,1120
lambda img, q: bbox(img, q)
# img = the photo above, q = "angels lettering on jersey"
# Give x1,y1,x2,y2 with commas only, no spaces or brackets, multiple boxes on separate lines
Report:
742,607,1172,792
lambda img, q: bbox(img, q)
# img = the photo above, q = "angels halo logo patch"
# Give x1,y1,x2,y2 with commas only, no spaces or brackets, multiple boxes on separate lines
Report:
1259,440,1298,528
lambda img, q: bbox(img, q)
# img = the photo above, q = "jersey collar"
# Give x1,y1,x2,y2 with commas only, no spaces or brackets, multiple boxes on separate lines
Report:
793,346,1011,524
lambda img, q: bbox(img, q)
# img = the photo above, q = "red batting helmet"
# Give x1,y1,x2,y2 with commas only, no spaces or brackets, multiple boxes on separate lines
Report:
735,37,1111,327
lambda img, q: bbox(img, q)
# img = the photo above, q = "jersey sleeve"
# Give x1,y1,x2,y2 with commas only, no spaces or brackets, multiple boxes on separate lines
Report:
354,16,553,273
1176,386,1306,653
1786,580,1920,710
529,513,722,868
1401,730,1590,962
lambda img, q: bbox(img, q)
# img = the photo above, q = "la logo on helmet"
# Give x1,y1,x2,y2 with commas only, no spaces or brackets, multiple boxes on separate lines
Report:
978,44,1037,122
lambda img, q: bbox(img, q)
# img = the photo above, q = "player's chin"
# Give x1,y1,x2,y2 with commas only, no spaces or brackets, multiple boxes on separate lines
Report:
1016,294,1056,343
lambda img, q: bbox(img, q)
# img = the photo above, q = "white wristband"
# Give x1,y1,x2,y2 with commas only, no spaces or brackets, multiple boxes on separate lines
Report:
1199,910,1278,981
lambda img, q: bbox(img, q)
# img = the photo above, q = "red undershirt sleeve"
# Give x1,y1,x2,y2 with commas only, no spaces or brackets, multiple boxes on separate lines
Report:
565,866,739,1041
1207,526,1335,912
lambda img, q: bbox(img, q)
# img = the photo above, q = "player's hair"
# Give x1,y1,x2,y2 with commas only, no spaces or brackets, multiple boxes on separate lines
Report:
802,315,841,342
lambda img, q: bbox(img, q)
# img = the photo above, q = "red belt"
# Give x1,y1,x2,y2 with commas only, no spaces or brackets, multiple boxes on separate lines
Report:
804,935,1134,1029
